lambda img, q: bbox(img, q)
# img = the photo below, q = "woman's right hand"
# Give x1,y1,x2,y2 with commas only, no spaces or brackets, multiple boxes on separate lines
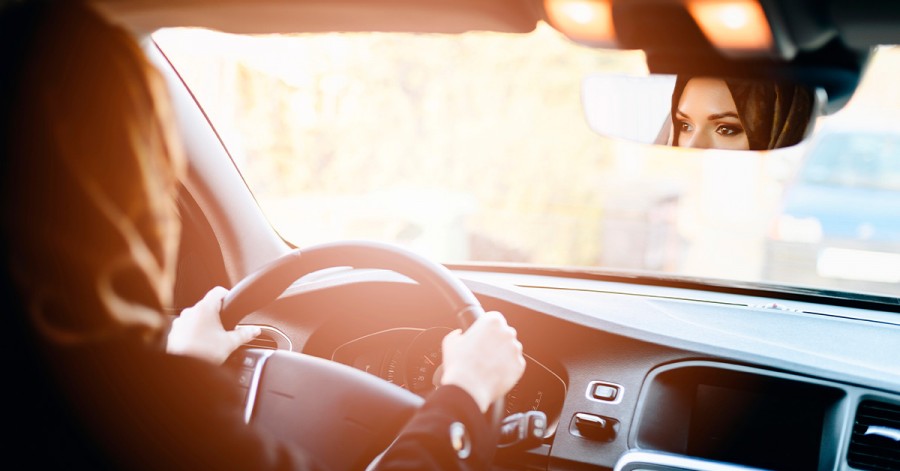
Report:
439,311,526,413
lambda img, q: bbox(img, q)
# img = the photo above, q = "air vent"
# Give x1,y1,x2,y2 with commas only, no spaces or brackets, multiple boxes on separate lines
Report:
240,325,292,351
848,400,900,470
245,333,278,350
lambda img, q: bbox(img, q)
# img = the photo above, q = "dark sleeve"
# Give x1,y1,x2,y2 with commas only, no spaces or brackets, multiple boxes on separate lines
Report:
371,385,497,471
159,359,329,471
50,341,329,471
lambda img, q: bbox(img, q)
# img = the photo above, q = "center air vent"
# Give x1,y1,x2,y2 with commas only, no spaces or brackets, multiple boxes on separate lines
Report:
848,400,900,471
241,325,292,351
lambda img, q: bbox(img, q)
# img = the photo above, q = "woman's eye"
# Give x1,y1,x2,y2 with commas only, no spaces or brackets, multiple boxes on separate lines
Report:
678,121,693,132
716,125,743,136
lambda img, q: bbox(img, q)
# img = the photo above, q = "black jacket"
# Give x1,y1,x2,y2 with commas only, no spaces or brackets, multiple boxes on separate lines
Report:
13,333,494,470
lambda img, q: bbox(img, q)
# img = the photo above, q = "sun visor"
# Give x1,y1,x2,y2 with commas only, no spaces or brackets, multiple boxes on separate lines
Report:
93,0,542,36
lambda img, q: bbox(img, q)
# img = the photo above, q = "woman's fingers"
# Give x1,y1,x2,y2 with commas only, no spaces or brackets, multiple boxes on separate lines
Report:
200,285,228,313
168,286,257,364
229,325,262,349
440,310,526,412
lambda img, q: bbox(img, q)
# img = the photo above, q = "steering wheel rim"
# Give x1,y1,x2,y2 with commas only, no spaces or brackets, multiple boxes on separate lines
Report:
220,240,484,331
220,240,505,433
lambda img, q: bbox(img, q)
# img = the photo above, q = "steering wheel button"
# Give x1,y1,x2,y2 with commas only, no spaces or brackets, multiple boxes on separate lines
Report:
237,368,253,387
241,355,257,368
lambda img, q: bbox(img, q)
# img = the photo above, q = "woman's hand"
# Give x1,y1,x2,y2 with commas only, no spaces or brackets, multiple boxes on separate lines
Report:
439,311,526,413
166,286,261,364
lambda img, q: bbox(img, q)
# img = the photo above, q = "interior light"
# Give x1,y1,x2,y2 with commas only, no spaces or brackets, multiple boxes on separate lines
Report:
544,0,615,46
687,0,773,55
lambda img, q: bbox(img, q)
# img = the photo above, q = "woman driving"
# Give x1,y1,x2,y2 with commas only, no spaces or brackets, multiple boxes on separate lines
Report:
1,1,525,469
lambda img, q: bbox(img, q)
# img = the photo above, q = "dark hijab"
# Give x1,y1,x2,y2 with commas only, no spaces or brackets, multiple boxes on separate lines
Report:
670,75,814,150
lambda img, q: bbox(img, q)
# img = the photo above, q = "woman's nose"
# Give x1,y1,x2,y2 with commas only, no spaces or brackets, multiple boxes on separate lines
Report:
682,132,711,149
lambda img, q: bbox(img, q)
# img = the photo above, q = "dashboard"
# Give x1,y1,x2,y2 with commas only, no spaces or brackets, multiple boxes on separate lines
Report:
237,267,900,471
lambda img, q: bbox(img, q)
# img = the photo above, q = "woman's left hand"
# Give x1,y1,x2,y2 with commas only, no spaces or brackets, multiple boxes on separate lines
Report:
166,286,262,364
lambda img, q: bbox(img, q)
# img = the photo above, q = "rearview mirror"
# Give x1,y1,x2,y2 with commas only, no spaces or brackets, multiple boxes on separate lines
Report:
582,74,822,151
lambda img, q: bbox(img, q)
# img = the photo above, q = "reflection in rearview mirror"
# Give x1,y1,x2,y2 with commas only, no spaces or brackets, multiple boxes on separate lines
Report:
582,74,819,150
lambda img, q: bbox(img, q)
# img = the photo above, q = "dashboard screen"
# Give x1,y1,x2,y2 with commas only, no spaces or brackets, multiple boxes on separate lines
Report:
687,384,824,471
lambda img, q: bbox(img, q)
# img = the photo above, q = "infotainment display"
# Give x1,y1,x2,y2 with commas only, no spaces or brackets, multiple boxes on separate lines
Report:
687,384,824,470
635,362,844,471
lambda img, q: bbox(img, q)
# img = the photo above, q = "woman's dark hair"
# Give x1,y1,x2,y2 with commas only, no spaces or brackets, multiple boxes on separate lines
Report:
1,0,184,346
670,74,814,150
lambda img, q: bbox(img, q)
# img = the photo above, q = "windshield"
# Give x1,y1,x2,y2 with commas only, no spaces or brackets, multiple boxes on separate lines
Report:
799,133,900,191
153,26,900,297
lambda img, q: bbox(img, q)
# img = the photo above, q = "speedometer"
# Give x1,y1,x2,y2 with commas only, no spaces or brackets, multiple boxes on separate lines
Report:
333,326,567,437
401,327,567,437
405,327,450,395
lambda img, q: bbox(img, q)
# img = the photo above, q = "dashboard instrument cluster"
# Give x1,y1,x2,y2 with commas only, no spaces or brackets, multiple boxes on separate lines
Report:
332,327,567,436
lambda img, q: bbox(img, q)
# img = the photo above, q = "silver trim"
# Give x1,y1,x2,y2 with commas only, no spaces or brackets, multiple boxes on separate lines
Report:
614,450,769,471
243,349,276,424
586,380,624,405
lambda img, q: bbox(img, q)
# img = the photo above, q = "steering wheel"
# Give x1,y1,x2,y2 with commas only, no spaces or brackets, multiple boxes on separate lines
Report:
219,240,505,469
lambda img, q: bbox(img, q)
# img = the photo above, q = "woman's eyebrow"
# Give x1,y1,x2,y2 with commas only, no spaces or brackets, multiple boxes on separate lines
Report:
676,110,740,123
708,111,740,120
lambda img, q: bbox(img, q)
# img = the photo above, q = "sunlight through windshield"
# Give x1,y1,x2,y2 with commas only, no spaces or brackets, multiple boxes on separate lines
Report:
153,27,900,297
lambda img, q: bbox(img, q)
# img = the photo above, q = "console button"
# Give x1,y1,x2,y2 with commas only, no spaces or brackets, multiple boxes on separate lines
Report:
571,412,618,442
591,384,618,401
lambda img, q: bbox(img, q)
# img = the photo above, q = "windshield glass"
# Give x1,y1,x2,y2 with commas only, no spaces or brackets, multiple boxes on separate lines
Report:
799,133,900,191
153,26,900,297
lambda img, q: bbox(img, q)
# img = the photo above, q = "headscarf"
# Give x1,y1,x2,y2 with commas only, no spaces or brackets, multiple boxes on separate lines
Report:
670,74,814,150
1,0,185,346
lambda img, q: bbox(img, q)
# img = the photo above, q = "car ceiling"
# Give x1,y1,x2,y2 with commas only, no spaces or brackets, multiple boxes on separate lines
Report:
95,0,900,114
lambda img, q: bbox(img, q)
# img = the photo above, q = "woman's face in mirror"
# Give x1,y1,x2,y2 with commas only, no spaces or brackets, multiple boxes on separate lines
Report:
674,77,750,150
